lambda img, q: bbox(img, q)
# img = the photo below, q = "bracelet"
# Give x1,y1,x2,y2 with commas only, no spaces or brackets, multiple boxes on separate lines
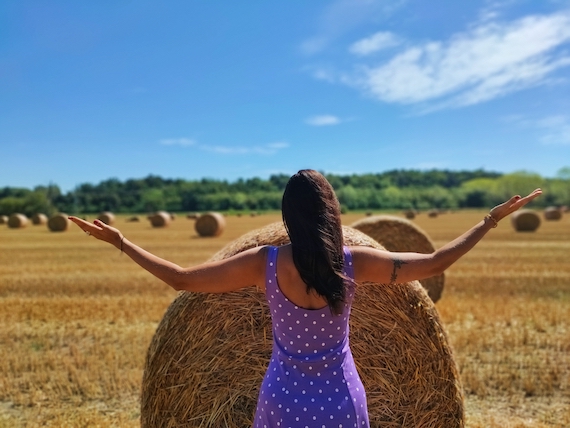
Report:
484,213,499,228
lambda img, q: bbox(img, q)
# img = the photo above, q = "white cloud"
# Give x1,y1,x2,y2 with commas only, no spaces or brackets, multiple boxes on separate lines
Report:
537,115,570,145
305,115,341,126
201,142,289,155
343,11,570,108
300,0,406,55
349,31,401,55
159,138,196,146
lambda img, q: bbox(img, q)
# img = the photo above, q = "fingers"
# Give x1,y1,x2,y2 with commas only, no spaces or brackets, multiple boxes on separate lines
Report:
68,216,103,236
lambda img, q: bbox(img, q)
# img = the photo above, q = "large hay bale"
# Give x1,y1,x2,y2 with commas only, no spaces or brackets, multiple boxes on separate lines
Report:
97,211,115,225
511,209,540,232
7,213,29,228
0,215,7,225
149,211,171,228
47,213,70,232
141,222,463,428
32,213,48,225
350,215,444,303
543,206,562,221
194,212,225,237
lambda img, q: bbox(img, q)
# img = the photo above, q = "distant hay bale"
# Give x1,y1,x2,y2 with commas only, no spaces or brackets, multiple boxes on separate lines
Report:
32,213,48,225
126,216,140,223
7,213,29,228
350,215,444,303
186,212,200,220
543,206,562,221
427,210,439,218
48,213,70,232
97,211,115,225
149,211,171,228
194,212,225,237
141,222,463,428
170,213,177,220
511,209,541,232
0,215,7,225
403,209,415,219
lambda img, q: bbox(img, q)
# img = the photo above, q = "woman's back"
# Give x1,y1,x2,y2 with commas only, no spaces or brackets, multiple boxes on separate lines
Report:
253,245,370,428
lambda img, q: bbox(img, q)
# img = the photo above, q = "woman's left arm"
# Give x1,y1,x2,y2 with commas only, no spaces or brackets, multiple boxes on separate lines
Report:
353,188,543,285
68,217,267,293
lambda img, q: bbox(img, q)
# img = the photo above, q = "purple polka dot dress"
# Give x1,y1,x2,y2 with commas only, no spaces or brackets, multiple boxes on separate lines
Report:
253,246,369,428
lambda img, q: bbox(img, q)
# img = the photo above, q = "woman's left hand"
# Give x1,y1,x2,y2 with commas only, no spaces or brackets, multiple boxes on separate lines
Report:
489,188,543,222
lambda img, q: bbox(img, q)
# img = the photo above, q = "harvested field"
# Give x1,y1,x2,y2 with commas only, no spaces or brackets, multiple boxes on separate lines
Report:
0,210,569,427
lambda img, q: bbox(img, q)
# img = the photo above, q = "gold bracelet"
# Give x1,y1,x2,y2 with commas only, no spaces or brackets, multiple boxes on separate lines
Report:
484,214,498,228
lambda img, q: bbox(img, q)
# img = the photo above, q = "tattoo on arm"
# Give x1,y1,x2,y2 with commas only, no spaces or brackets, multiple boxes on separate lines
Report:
390,258,408,285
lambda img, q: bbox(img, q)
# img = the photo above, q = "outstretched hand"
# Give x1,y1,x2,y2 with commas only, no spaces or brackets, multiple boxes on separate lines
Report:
68,216,124,249
489,188,543,222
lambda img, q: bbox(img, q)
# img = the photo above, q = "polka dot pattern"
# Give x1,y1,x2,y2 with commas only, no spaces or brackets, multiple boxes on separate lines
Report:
253,246,369,428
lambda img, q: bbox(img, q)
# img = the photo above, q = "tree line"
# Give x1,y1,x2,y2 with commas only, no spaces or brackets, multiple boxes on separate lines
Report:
1,168,569,217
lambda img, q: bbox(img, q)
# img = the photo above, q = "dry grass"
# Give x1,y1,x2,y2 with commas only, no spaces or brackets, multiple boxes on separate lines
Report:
1,210,569,427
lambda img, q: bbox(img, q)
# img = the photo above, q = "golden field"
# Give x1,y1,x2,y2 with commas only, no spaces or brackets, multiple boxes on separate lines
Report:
0,210,569,427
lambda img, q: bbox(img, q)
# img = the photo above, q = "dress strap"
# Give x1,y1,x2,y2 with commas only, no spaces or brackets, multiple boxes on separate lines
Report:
343,246,355,280
265,246,278,292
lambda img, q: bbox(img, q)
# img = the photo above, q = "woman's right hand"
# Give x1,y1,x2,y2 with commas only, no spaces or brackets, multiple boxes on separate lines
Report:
68,216,124,250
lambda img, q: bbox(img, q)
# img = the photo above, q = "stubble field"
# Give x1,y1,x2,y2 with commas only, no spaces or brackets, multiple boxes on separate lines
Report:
0,210,568,427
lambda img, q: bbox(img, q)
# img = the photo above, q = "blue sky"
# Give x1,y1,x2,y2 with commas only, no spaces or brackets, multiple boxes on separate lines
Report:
2,0,570,193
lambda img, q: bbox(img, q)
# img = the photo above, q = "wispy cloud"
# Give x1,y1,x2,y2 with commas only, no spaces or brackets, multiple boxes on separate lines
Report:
333,11,570,110
537,115,570,145
201,142,290,155
349,31,402,56
159,138,196,146
159,138,289,154
300,0,406,55
305,115,341,126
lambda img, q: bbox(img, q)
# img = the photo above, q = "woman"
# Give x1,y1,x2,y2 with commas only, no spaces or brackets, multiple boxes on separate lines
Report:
69,169,541,428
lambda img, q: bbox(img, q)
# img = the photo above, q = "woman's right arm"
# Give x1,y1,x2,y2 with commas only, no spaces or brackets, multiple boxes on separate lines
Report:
69,217,267,293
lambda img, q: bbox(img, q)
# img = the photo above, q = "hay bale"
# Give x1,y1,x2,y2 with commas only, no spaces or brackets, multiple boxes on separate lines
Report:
194,212,225,237
403,209,415,219
7,213,29,228
47,213,70,232
186,212,200,220
543,206,562,221
141,222,463,428
511,209,540,232
149,211,171,228
32,213,48,225
350,215,444,303
0,215,7,225
97,211,115,225
427,209,438,218
126,216,140,223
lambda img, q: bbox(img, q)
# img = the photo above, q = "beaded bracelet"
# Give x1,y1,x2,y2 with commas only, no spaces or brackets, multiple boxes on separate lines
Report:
484,213,499,228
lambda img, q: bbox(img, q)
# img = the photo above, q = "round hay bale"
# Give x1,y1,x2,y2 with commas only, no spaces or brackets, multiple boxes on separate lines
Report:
511,209,540,232
427,209,438,218
186,212,200,220
350,215,444,303
170,213,177,220
47,213,70,232
403,209,415,219
149,211,171,228
97,211,115,225
141,222,463,428
543,206,562,221
0,215,7,225
125,216,140,223
7,213,29,228
194,212,225,237
32,213,48,225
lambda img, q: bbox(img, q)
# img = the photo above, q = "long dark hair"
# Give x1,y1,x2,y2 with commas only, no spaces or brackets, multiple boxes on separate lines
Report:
281,169,347,315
